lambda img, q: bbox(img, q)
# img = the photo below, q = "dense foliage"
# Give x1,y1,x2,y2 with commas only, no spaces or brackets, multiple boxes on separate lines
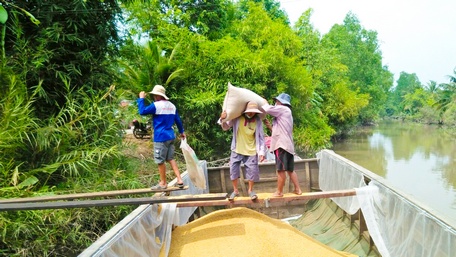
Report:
3,0,122,119
1,0,455,256
118,1,384,156
385,69,456,124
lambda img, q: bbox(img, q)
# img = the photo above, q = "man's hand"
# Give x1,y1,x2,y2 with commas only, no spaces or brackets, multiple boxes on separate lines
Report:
263,119,272,130
220,111,227,119
259,155,265,162
139,91,146,98
180,133,186,139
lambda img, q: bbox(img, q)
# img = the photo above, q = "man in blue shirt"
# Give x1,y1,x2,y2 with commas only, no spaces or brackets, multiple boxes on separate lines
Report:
137,85,185,189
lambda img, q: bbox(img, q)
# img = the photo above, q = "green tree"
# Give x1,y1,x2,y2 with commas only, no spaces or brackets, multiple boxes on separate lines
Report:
162,3,316,158
323,12,393,124
416,80,441,124
433,70,456,124
117,40,184,93
0,2,145,255
237,0,289,25
387,72,422,116
294,8,369,139
402,87,428,118
123,0,235,41
0,68,137,255
3,0,122,118
425,80,439,93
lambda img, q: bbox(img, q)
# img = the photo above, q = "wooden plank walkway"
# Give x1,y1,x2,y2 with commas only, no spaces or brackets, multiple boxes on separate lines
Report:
175,189,356,208
0,186,189,204
0,189,356,211
0,193,228,211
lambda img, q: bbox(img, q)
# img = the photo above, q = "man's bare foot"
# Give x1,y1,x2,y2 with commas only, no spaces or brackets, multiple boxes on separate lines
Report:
272,191,283,197
293,189,302,195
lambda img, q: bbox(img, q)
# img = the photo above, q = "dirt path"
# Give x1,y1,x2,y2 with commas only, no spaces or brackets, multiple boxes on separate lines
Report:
122,133,186,184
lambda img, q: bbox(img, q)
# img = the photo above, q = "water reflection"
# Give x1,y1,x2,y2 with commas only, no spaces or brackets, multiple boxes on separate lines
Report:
331,120,456,225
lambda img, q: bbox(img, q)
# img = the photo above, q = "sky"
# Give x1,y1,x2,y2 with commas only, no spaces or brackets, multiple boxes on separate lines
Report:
278,0,456,86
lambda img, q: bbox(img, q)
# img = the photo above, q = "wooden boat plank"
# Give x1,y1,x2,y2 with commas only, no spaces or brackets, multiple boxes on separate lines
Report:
176,189,356,208
220,168,227,193
305,162,311,192
239,167,247,195
207,159,320,195
0,186,189,204
0,193,228,211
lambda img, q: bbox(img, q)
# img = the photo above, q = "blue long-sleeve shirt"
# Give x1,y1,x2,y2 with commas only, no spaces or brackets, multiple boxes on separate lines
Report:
137,98,184,142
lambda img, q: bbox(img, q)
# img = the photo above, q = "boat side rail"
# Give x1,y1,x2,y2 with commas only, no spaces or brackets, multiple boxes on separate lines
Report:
321,149,456,231
319,149,456,257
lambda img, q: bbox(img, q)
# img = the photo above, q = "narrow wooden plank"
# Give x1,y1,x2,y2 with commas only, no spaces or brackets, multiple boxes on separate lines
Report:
0,186,189,204
176,189,357,207
305,162,311,192
220,168,227,193
285,172,290,193
239,167,247,195
0,193,228,211
359,210,368,237
256,177,277,183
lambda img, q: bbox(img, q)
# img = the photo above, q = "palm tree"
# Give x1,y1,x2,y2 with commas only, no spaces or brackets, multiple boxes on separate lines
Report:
425,80,439,93
447,67,456,83
432,69,456,123
118,41,183,93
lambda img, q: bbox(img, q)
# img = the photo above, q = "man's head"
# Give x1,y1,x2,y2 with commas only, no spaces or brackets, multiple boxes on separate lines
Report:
149,85,169,100
244,101,262,118
273,93,291,107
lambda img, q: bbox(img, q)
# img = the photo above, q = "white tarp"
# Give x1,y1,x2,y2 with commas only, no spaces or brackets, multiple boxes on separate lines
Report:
318,149,456,257
78,161,208,257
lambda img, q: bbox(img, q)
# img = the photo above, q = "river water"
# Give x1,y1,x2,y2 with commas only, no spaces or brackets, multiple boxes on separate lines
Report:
330,120,456,226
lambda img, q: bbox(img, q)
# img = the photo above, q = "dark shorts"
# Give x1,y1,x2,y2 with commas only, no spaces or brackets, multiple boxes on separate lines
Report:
229,152,260,182
274,148,294,172
154,140,175,164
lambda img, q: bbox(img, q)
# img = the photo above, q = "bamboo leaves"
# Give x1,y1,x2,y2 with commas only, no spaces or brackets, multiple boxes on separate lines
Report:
0,1,39,25
0,5,7,24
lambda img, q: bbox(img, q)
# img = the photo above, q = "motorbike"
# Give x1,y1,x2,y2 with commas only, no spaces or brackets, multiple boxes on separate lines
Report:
132,118,152,139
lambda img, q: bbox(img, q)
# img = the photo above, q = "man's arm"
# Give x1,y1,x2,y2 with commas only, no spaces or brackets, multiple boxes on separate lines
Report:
137,91,155,115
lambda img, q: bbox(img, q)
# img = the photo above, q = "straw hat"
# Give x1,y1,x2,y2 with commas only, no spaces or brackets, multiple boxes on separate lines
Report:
273,93,291,107
149,85,169,100
244,101,262,114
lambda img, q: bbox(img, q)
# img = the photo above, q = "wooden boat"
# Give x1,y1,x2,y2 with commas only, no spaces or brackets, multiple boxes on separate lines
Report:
78,150,456,257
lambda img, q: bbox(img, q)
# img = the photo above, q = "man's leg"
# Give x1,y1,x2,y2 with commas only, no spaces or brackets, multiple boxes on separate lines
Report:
274,171,286,197
232,179,239,194
248,180,258,200
244,155,259,200
157,163,167,187
229,152,241,199
165,140,184,186
248,180,254,193
169,159,183,184
153,142,168,188
288,171,302,195
273,148,288,197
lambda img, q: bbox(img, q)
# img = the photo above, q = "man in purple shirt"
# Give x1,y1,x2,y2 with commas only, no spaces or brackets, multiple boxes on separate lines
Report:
262,93,302,197
137,85,185,190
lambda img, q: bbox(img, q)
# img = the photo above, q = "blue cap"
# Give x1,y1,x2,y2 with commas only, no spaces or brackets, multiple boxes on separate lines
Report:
273,93,291,107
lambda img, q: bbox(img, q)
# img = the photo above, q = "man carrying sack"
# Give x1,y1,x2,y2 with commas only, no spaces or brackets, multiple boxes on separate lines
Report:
220,101,266,200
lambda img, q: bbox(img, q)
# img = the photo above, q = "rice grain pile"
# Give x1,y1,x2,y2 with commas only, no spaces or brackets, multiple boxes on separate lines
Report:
168,207,356,257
